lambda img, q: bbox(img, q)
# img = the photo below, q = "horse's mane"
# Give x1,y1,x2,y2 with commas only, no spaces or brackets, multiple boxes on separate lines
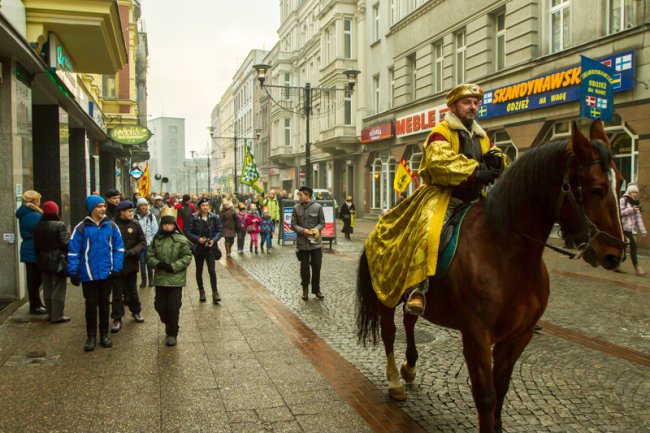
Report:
486,140,570,232
486,138,613,233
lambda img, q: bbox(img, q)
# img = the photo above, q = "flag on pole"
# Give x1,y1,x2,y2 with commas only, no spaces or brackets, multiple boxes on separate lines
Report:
393,158,414,193
138,162,150,196
240,142,264,194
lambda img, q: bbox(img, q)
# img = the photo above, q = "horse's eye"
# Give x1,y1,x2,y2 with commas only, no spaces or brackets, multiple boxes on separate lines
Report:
590,187,605,198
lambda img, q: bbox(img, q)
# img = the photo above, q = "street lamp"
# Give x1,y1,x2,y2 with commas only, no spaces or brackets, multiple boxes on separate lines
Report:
252,64,360,186
209,129,262,193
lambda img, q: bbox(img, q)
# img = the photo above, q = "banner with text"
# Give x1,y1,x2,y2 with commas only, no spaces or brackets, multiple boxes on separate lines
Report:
580,55,617,122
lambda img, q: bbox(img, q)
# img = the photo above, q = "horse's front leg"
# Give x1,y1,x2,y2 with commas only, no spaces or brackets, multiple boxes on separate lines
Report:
462,330,496,433
492,330,534,433
400,307,418,383
379,304,406,401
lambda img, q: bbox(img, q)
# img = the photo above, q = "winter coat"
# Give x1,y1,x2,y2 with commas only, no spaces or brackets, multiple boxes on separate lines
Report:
174,203,196,231
260,216,275,234
150,204,163,224
115,217,147,275
219,207,237,238
33,214,70,274
16,204,42,263
147,230,193,287
262,197,280,221
291,201,325,251
135,211,158,245
620,195,647,234
245,214,261,234
236,211,248,234
68,216,124,282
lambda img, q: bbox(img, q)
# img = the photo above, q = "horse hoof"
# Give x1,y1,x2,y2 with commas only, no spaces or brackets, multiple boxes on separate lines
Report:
400,362,417,383
388,385,407,401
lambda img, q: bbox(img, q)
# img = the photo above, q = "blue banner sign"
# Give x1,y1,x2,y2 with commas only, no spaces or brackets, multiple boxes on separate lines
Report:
580,56,616,122
477,50,634,120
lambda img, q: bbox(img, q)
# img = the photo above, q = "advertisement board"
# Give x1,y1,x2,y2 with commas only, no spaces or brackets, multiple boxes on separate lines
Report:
281,200,337,247
282,201,297,244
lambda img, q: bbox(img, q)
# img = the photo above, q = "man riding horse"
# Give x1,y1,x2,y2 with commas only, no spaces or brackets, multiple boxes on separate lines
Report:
365,83,509,316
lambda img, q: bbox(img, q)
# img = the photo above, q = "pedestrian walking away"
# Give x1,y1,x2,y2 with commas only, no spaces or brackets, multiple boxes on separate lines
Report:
291,185,326,300
260,209,275,253
111,200,147,331
135,197,158,288
186,197,223,304
148,215,193,346
174,194,196,232
618,183,647,276
236,203,248,253
68,195,124,352
338,195,356,240
219,199,237,257
15,190,47,315
33,201,71,323
246,205,261,254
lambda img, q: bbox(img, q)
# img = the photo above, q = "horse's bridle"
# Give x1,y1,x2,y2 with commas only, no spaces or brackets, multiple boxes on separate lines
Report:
553,156,628,258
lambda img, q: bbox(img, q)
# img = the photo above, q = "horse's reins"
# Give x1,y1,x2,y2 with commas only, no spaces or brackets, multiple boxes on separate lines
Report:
518,155,628,259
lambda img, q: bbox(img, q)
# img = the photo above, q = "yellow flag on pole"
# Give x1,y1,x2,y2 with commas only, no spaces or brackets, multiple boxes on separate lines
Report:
138,162,150,196
393,158,413,193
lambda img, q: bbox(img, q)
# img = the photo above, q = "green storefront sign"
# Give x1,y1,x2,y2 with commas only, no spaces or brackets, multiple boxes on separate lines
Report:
110,125,152,145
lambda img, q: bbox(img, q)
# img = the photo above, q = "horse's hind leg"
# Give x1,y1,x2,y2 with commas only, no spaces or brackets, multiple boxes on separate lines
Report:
492,331,534,433
400,308,418,383
379,304,406,401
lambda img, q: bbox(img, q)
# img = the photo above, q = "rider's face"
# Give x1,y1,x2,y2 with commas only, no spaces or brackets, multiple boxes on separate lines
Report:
450,97,480,122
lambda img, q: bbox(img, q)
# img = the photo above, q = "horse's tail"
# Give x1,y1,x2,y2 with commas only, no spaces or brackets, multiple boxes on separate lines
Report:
356,248,380,347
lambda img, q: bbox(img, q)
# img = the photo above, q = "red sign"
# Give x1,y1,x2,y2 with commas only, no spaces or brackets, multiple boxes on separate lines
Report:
395,104,448,138
361,121,394,143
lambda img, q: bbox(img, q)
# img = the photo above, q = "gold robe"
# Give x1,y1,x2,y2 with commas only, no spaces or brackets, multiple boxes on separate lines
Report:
365,112,492,308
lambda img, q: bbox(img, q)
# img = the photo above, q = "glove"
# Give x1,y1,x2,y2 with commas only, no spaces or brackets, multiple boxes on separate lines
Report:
125,249,137,257
475,168,500,185
110,271,121,279
483,148,504,171
70,275,81,286
158,262,174,273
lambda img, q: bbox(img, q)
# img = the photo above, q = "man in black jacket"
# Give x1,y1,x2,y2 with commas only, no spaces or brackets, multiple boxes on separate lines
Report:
186,197,223,304
111,201,147,332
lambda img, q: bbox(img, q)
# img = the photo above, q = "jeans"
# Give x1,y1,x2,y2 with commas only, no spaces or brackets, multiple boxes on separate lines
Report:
194,249,217,292
26,263,44,311
41,272,67,321
297,248,323,293
155,286,182,337
82,280,111,337
260,232,272,250
111,273,142,318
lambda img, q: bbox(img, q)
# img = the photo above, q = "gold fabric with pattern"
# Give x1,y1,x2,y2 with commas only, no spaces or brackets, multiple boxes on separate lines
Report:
365,112,493,308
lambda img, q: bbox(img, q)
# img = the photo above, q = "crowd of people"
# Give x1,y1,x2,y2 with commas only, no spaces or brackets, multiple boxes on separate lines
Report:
15,185,358,350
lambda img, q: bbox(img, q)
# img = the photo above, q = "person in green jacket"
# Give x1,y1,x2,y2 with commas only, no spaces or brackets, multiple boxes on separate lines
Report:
147,214,193,346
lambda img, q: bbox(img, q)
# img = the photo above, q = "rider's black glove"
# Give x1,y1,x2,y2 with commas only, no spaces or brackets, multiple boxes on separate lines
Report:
483,148,504,171
475,168,500,185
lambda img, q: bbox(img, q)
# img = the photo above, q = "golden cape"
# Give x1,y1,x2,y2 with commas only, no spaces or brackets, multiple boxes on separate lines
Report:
365,113,492,308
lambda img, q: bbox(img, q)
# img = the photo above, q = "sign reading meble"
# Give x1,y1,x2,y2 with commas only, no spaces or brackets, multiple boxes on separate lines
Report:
477,50,634,120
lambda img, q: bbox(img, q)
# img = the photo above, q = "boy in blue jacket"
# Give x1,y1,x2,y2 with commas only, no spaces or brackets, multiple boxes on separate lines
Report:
68,195,124,352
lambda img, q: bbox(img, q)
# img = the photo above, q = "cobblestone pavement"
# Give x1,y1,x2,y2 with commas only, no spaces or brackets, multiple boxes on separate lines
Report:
230,221,650,433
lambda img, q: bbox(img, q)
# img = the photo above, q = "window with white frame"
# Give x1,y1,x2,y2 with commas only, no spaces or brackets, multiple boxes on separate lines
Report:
388,67,395,109
407,53,417,101
284,73,291,100
454,30,466,84
344,19,352,58
550,0,570,53
372,4,380,42
324,28,331,63
373,75,380,113
433,41,443,93
390,0,397,25
344,93,353,125
490,130,518,162
495,11,506,71
608,0,637,34
284,118,291,146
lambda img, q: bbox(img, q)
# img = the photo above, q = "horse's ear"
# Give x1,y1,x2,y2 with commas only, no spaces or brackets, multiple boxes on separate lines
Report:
589,118,610,148
570,120,593,163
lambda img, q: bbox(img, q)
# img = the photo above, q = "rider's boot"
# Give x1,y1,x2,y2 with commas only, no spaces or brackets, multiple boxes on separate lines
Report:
405,279,429,316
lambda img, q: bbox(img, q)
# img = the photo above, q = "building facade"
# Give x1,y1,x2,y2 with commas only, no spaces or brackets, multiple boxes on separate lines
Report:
149,117,185,194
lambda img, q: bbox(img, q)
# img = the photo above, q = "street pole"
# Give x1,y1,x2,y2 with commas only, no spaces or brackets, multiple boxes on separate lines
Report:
207,153,211,194
233,132,238,193
304,83,312,187
195,164,198,194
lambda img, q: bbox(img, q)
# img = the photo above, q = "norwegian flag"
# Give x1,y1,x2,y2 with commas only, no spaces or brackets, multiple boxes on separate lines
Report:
585,96,596,107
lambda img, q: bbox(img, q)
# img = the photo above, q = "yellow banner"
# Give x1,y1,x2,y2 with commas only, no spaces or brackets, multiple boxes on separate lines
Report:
138,162,150,196
393,158,413,193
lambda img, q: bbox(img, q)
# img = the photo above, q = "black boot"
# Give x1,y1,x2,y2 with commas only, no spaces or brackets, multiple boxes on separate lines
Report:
212,290,221,304
255,247,259,254
199,290,207,302
84,335,96,352
302,286,309,301
139,276,147,289
99,335,112,348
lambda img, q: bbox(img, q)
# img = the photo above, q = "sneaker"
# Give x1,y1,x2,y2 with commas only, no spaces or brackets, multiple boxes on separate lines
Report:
132,312,144,323
405,292,425,316
166,336,177,347
110,319,122,333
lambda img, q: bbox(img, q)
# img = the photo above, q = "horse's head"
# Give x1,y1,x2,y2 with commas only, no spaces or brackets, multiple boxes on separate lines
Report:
557,119,626,269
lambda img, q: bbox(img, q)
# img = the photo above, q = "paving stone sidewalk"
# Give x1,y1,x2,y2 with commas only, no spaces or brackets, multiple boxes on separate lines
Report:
0,263,373,433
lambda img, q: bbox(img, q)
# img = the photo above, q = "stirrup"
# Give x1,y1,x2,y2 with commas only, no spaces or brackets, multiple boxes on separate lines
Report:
405,280,428,316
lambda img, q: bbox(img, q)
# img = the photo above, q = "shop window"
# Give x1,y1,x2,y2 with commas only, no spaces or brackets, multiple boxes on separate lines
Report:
372,159,382,209
490,130,518,161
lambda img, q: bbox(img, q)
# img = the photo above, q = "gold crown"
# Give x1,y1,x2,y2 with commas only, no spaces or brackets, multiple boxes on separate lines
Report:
160,206,176,218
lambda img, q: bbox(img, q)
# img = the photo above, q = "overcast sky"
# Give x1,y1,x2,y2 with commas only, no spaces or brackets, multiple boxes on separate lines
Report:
143,1,279,156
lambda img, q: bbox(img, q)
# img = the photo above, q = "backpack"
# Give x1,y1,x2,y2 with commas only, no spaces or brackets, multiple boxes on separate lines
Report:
179,204,194,225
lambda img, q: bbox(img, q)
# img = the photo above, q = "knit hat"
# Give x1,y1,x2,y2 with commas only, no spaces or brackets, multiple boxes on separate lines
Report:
626,184,639,195
85,195,106,214
42,201,59,216
160,215,176,225
104,189,120,199
115,200,135,212
137,198,149,207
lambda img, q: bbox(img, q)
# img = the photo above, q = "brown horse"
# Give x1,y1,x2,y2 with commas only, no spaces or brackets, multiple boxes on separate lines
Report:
356,120,627,433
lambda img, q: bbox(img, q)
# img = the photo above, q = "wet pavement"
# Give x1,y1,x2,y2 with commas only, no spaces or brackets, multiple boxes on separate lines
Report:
0,218,648,432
